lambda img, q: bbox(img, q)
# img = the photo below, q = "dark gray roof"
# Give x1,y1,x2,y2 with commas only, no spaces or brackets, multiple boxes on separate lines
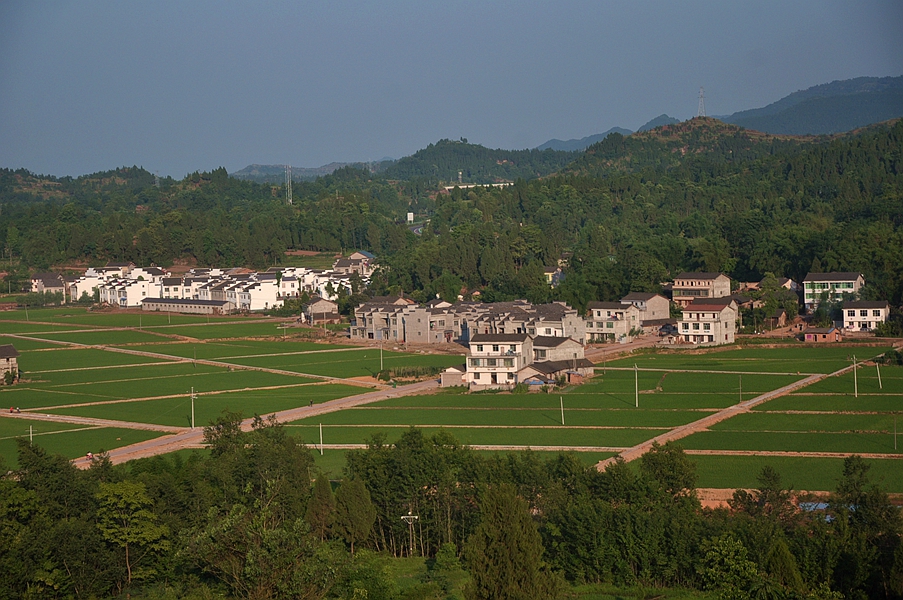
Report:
470,333,530,344
621,292,660,301
142,298,231,307
531,336,573,347
675,272,725,280
843,300,889,308
526,359,594,374
162,277,182,286
803,272,863,282
0,344,20,359
806,327,838,334
587,301,630,310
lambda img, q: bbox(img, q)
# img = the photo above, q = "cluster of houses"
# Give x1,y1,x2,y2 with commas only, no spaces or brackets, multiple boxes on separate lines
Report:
32,253,376,316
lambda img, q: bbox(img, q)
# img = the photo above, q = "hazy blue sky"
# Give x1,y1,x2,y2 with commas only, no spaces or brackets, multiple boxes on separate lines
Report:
1,1,901,177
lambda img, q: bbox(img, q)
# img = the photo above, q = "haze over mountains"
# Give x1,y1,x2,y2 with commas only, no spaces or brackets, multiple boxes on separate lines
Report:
230,75,903,182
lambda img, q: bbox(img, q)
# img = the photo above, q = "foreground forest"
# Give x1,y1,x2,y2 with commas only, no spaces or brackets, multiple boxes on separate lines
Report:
1,118,902,310
1,418,901,599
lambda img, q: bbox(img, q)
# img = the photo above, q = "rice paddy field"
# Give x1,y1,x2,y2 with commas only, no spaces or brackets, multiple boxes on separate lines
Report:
1,306,901,492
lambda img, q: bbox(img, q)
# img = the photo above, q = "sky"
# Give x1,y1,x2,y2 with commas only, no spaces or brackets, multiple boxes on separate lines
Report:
1,1,901,178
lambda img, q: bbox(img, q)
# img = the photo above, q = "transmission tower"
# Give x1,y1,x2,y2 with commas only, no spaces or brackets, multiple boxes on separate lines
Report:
697,87,706,118
285,165,293,205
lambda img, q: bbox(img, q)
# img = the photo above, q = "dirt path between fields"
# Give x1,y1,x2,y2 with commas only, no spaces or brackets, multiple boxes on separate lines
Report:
67,378,440,468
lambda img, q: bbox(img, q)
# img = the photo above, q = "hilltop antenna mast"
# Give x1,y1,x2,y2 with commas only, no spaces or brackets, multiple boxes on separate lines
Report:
697,87,706,118
285,164,293,205
154,171,160,188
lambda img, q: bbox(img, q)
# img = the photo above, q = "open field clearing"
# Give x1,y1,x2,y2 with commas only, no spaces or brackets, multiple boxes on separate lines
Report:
759,395,903,412
228,349,464,378
785,365,903,395
284,424,664,448
45,382,364,427
48,311,252,328
118,339,353,360
606,345,892,374
692,454,903,491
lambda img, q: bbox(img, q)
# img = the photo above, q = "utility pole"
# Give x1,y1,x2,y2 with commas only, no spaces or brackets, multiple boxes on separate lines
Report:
560,396,565,425
853,355,858,398
401,512,419,557
319,423,323,455
191,387,196,429
877,362,882,390
739,374,742,403
634,363,639,408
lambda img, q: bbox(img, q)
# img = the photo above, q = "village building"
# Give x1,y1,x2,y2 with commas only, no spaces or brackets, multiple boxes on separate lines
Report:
304,296,341,324
803,326,842,343
671,272,731,307
0,344,19,383
141,298,234,315
842,300,890,332
677,298,738,345
802,272,864,311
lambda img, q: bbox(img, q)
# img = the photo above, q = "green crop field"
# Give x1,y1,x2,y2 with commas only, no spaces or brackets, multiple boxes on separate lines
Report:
49,312,250,328
0,420,165,468
228,349,464,378
692,454,903,492
150,321,298,340
0,321,86,334
291,406,708,428
45,382,363,427
710,412,900,433
285,424,664,448
18,347,170,371
680,430,901,454
606,345,892,374
28,329,177,345
118,340,353,360
0,336,67,350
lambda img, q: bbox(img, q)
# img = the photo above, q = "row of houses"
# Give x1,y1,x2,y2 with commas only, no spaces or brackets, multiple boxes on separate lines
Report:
45,254,376,312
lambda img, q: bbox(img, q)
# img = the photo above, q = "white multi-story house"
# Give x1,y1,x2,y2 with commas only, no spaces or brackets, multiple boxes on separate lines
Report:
843,300,890,331
671,272,731,307
621,292,671,322
97,278,162,308
803,272,865,311
465,333,533,389
585,301,641,342
678,298,738,345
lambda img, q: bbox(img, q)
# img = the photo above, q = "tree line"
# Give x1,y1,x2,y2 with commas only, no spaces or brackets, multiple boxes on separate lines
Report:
2,417,901,599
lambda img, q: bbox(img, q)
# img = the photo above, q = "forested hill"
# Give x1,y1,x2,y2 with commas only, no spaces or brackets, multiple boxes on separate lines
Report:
2,120,902,309
377,138,577,183
564,118,809,177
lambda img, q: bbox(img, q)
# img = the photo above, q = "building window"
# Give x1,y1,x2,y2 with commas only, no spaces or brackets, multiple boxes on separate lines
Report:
606,322,614,329
860,310,868,317
536,350,546,359
692,323,700,331
545,328,551,335
847,310,855,317
873,310,881,317
476,345,483,352
469,358,481,367
509,345,516,352
703,323,711,331
503,358,513,367
487,358,497,366
492,345,499,352
681,323,689,331
474,372,480,380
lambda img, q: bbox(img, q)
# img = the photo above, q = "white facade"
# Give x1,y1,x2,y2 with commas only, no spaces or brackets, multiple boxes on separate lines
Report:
843,301,890,331
678,300,738,345
465,333,533,389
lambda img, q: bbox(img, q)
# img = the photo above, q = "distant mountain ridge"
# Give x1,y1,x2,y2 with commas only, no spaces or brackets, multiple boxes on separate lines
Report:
535,127,633,152
231,160,393,183
722,75,903,135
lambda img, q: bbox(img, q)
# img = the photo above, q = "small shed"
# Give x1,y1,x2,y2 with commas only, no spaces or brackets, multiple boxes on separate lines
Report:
439,365,466,388
803,327,842,343
305,296,341,324
0,344,20,383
